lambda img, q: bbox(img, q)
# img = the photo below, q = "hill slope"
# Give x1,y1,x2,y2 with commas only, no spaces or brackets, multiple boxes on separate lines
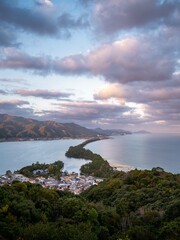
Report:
94,127,131,135
0,114,99,141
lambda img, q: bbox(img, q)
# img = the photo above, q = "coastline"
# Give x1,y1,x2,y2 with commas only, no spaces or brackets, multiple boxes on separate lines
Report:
1,136,134,174
78,137,135,172
110,164,135,172
65,137,135,176
0,135,109,143
0,137,97,143
78,136,110,147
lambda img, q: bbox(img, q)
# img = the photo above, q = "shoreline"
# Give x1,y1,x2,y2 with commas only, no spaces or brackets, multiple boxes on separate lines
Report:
78,137,135,172
1,136,135,175
110,164,135,172
78,136,110,147
0,135,109,143
65,137,135,176
79,137,135,172
0,137,98,143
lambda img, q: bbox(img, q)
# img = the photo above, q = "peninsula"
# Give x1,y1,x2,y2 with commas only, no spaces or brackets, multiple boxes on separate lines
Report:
66,137,114,178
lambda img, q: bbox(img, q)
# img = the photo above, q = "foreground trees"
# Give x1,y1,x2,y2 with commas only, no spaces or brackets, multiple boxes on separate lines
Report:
0,168,179,239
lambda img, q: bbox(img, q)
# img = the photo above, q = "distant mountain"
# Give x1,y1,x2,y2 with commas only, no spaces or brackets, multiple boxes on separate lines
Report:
133,130,150,134
93,127,131,136
0,114,100,141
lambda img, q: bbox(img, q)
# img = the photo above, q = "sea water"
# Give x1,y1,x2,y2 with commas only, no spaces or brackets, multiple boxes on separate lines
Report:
88,133,180,174
0,133,180,175
0,139,87,175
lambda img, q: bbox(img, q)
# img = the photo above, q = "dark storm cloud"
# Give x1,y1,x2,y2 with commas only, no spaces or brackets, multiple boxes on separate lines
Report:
84,0,180,34
14,89,74,99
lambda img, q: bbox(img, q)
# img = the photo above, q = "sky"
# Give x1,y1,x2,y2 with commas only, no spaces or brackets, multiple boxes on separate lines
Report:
0,0,179,133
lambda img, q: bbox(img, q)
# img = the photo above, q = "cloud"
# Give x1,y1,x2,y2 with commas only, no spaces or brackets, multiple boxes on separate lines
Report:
0,78,30,88
0,100,34,118
0,27,178,87
93,75,180,130
14,89,74,99
58,13,89,29
94,79,180,103
0,0,89,40
144,99,180,124
0,100,29,108
54,36,176,83
37,100,134,127
0,90,8,95
94,84,126,100
1,32,177,84
35,0,54,8
87,0,180,34
0,0,58,36
0,48,51,73
0,24,19,47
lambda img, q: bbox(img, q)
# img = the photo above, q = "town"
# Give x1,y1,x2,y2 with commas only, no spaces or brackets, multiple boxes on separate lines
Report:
0,171,103,195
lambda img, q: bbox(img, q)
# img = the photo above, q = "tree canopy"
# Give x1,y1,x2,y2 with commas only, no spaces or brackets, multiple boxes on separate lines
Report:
0,168,179,239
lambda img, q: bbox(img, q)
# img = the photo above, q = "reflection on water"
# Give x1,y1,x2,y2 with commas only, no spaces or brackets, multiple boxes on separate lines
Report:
0,139,88,175
88,133,180,174
0,133,180,175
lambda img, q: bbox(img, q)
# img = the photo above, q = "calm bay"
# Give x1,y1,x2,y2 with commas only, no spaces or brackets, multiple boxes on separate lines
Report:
0,139,88,175
0,133,180,175
88,133,180,174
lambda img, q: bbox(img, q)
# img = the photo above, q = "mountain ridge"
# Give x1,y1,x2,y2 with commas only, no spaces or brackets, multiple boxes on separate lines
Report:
0,114,99,141
93,127,131,136
0,114,133,141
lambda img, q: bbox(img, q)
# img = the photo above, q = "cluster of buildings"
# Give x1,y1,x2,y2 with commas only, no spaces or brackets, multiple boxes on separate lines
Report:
0,172,103,195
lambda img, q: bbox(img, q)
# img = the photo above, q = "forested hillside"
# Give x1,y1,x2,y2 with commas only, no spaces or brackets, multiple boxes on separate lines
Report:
0,168,179,240
0,114,99,140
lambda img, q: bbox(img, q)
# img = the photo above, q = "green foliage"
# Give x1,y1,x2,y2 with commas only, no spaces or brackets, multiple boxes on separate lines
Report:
159,219,180,240
82,169,180,239
0,183,99,239
22,222,58,240
66,140,113,178
0,169,179,240
16,160,64,179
